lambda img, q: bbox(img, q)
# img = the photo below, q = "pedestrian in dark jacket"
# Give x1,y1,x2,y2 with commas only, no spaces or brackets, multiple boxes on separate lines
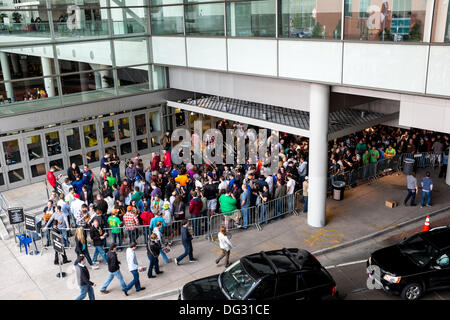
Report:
189,191,203,237
99,243,128,294
75,255,95,300
146,233,163,278
90,219,108,268
126,162,137,185
74,226,93,266
174,220,197,265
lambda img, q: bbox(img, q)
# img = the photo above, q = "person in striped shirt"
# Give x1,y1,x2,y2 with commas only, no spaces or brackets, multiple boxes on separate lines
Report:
123,207,140,244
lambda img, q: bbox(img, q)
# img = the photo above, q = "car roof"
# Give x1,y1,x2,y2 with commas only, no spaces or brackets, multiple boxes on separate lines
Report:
420,227,450,250
241,248,321,279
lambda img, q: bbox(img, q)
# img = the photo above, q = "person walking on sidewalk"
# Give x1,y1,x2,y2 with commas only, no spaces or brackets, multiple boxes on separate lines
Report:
153,220,171,263
75,254,96,300
146,233,163,278
174,220,198,265
215,226,233,268
420,171,433,208
99,243,128,295
74,226,93,267
404,172,418,206
123,242,146,295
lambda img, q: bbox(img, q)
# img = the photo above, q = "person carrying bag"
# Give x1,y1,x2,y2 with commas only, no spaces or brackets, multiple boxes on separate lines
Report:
215,226,233,268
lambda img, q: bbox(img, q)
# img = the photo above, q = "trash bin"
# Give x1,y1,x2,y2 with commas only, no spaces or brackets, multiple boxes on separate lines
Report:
332,181,346,201
403,158,415,175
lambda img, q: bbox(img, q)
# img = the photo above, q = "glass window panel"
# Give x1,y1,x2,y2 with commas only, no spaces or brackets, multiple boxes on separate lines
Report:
0,77,59,105
279,0,342,39
137,138,148,151
103,119,116,143
151,65,166,90
150,5,184,35
105,146,117,155
69,154,83,167
344,0,430,42
150,111,161,132
110,7,147,36
3,139,21,165
0,48,51,81
66,127,81,151
0,9,52,45
0,173,4,186
114,38,149,66
117,66,150,94
150,0,182,5
86,149,99,163
8,168,24,183
135,114,147,136
226,0,276,37
49,158,64,172
175,108,186,126
25,134,43,161
151,136,161,148
120,142,132,155
118,117,131,140
31,163,46,178
45,131,62,156
83,124,98,147
185,3,225,36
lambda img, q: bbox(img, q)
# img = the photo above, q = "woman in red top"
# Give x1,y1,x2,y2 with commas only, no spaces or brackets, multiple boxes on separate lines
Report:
140,201,154,244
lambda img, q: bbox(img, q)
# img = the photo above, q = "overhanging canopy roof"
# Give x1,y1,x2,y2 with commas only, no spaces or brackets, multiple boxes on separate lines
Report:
168,95,399,140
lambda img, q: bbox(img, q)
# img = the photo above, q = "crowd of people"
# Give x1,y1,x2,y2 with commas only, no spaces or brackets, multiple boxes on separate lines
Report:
38,120,449,300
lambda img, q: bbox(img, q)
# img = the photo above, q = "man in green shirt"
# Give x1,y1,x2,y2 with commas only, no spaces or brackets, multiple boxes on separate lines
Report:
369,146,380,163
108,210,123,249
356,139,368,155
386,146,396,158
131,186,144,203
106,172,118,187
219,189,241,229
362,150,370,179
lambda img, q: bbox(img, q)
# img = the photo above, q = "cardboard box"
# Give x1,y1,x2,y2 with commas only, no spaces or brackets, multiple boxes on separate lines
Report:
385,200,398,208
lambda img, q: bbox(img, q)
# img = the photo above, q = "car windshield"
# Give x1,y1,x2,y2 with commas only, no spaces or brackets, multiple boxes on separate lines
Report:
220,261,256,300
397,234,439,267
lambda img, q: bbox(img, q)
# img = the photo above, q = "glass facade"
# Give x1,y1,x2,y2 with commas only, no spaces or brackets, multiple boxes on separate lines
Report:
0,1,167,113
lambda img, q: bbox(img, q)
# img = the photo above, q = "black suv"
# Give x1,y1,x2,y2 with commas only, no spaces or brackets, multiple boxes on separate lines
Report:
367,226,450,300
179,248,337,300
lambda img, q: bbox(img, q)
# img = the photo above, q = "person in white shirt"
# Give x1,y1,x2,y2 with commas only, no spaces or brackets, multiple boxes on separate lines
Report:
264,171,274,195
70,195,84,222
218,176,228,192
286,174,296,212
123,242,145,295
61,178,72,196
215,226,233,267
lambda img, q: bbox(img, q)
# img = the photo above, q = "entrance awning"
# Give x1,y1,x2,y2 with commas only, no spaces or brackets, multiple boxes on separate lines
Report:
168,95,399,140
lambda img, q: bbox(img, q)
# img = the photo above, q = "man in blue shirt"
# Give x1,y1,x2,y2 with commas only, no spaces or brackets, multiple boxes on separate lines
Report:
82,165,94,190
420,171,433,208
100,152,111,173
240,184,251,229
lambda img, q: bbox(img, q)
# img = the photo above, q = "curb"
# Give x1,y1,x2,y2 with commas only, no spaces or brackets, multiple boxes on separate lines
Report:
312,205,450,257
133,288,181,300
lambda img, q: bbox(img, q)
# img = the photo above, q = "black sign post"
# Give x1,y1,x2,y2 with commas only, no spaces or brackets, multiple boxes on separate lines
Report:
24,214,39,255
51,231,66,278
8,207,24,245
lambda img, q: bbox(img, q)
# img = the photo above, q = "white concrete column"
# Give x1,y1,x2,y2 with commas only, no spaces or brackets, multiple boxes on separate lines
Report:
99,69,110,88
307,83,330,228
94,71,102,89
446,156,450,186
41,57,56,97
0,52,14,101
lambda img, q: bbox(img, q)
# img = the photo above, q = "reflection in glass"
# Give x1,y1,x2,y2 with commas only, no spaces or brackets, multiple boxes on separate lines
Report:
344,0,430,42
118,117,131,140
69,154,83,167
103,120,116,143
137,138,148,151
66,127,81,151
135,114,147,136
8,168,24,183
175,109,185,126
110,7,147,36
31,163,46,178
3,139,21,165
45,131,62,156
120,142,132,155
0,173,4,186
279,0,342,39
150,5,184,35
26,135,43,160
86,150,99,163
226,0,276,37
151,137,161,148
83,124,98,147
185,3,225,36
150,111,161,132
49,158,64,172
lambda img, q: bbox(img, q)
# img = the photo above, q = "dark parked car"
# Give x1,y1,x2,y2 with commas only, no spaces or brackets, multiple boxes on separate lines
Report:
367,226,450,300
179,248,337,300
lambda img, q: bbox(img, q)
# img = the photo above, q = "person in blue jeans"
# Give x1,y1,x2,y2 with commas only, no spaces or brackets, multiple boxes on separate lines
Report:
90,219,108,269
75,255,95,300
420,171,433,208
174,220,197,265
404,172,418,206
100,244,127,294
124,242,145,295
258,186,270,225
240,184,251,228
147,233,163,278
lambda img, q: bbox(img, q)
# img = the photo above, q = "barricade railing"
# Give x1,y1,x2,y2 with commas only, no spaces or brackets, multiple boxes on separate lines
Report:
398,152,444,171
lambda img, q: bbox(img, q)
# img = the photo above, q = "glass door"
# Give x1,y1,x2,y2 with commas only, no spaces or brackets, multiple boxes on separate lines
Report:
102,117,119,157
117,115,134,159
0,136,29,188
64,125,84,168
23,132,47,184
134,112,149,154
82,121,101,167
43,128,66,180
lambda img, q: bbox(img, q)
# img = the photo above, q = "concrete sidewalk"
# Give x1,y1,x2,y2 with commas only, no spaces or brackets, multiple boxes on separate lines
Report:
0,168,449,300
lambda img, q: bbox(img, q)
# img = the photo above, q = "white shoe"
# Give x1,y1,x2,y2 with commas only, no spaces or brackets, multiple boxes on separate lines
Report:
92,264,99,270
174,259,178,266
